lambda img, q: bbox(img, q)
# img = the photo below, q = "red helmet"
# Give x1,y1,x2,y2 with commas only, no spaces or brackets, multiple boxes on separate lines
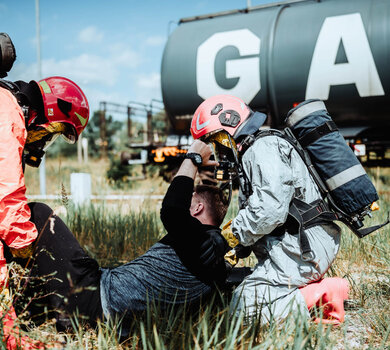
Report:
190,95,253,141
36,76,89,143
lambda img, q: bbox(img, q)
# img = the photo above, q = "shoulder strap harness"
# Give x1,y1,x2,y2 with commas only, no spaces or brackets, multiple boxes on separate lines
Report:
240,128,338,261
239,126,389,261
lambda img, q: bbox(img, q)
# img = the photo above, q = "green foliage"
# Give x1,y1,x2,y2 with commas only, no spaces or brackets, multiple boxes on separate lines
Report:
106,157,133,188
151,110,169,140
46,136,78,157
83,111,123,157
41,110,124,158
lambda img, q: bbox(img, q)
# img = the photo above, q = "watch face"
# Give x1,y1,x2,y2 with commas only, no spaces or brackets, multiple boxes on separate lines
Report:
194,154,202,165
187,152,202,166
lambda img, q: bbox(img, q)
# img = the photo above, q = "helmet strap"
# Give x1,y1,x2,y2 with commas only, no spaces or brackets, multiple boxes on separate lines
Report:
14,80,45,124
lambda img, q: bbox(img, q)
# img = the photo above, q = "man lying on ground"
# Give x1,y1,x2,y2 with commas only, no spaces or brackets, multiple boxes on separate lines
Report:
7,140,245,337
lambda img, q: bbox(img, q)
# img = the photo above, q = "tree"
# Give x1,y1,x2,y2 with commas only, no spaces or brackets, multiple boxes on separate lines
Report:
83,111,123,157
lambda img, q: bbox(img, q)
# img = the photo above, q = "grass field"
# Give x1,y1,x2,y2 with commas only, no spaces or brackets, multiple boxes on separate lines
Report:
4,157,390,349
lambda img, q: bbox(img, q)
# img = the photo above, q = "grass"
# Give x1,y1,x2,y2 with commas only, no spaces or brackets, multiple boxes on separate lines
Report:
23,156,169,196
3,159,390,349
67,204,163,267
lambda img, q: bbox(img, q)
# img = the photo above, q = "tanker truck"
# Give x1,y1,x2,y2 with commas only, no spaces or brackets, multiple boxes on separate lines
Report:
127,0,390,174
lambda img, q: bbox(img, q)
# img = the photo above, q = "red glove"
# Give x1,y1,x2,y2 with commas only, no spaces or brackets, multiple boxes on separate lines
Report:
1,304,45,350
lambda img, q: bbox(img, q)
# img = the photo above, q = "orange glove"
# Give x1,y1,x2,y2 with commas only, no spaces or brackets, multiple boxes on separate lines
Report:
1,305,45,350
1,283,45,349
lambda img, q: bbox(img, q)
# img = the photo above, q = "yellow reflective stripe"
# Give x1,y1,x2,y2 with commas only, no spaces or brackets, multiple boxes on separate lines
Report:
75,112,87,126
39,80,51,94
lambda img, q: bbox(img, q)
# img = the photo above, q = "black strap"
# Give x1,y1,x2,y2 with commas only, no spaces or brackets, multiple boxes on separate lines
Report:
287,200,314,261
287,198,338,261
298,121,338,148
0,78,19,95
350,213,389,238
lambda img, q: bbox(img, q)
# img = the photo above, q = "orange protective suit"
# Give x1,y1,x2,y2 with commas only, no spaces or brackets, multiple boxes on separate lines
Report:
0,87,38,284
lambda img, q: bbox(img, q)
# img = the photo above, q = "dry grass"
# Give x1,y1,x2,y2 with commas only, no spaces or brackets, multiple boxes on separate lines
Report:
4,159,389,349
24,156,169,197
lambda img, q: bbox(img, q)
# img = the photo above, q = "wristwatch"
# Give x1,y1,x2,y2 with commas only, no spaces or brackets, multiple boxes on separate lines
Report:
185,152,203,167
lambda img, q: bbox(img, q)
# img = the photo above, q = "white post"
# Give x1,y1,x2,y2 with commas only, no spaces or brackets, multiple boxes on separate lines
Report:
70,173,91,206
39,156,46,195
77,134,83,163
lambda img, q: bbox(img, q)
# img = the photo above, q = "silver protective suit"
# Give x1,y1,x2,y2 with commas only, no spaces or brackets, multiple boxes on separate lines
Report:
230,134,341,324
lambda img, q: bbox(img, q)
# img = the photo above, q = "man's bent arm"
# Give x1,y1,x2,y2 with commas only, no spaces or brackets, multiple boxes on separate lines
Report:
175,139,217,180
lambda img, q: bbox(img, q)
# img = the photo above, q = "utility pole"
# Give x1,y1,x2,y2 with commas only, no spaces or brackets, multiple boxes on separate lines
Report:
99,102,107,158
146,109,153,144
36,0,46,196
127,106,132,138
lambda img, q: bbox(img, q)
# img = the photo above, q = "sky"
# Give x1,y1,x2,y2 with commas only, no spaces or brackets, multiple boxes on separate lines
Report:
0,0,279,119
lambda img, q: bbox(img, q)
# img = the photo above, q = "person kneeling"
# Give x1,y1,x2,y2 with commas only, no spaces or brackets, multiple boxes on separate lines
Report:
9,140,247,337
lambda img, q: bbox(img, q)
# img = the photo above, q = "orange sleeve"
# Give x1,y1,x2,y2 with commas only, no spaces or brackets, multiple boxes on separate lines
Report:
0,88,38,249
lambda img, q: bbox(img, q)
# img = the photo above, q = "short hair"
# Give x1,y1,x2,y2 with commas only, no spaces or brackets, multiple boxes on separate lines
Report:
194,184,228,227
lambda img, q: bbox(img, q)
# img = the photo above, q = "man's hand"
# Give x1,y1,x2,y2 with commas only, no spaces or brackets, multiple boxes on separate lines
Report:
221,220,239,248
10,244,34,259
187,139,218,167
175,140,218,180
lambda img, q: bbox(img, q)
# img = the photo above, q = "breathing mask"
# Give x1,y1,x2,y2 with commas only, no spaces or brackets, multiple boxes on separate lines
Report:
204,130,252,201
24,122,70,167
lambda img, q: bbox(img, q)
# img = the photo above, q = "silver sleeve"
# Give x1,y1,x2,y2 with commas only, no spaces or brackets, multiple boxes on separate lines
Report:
232,136,295,246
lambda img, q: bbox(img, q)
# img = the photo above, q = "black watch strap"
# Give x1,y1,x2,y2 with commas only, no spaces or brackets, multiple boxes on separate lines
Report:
185,152,203,166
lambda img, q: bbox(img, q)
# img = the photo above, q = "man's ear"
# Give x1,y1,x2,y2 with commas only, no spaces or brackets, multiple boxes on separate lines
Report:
192,202,204,216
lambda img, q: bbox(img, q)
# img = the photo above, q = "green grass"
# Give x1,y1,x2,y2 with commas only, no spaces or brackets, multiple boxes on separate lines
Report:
3,164,389,348
66,204,164,267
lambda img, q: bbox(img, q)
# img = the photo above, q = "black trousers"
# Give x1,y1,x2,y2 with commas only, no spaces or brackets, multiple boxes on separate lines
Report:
8,202,103,330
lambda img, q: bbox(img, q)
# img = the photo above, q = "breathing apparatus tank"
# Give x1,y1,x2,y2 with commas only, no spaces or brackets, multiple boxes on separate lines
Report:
285,99,385,236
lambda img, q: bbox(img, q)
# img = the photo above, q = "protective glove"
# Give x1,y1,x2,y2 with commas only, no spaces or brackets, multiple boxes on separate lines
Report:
9,243,34,259
0,282,46,349
223,244,253,267
224,249,239,266
221,220,252,266
1,304,46,349
221,220,239,248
